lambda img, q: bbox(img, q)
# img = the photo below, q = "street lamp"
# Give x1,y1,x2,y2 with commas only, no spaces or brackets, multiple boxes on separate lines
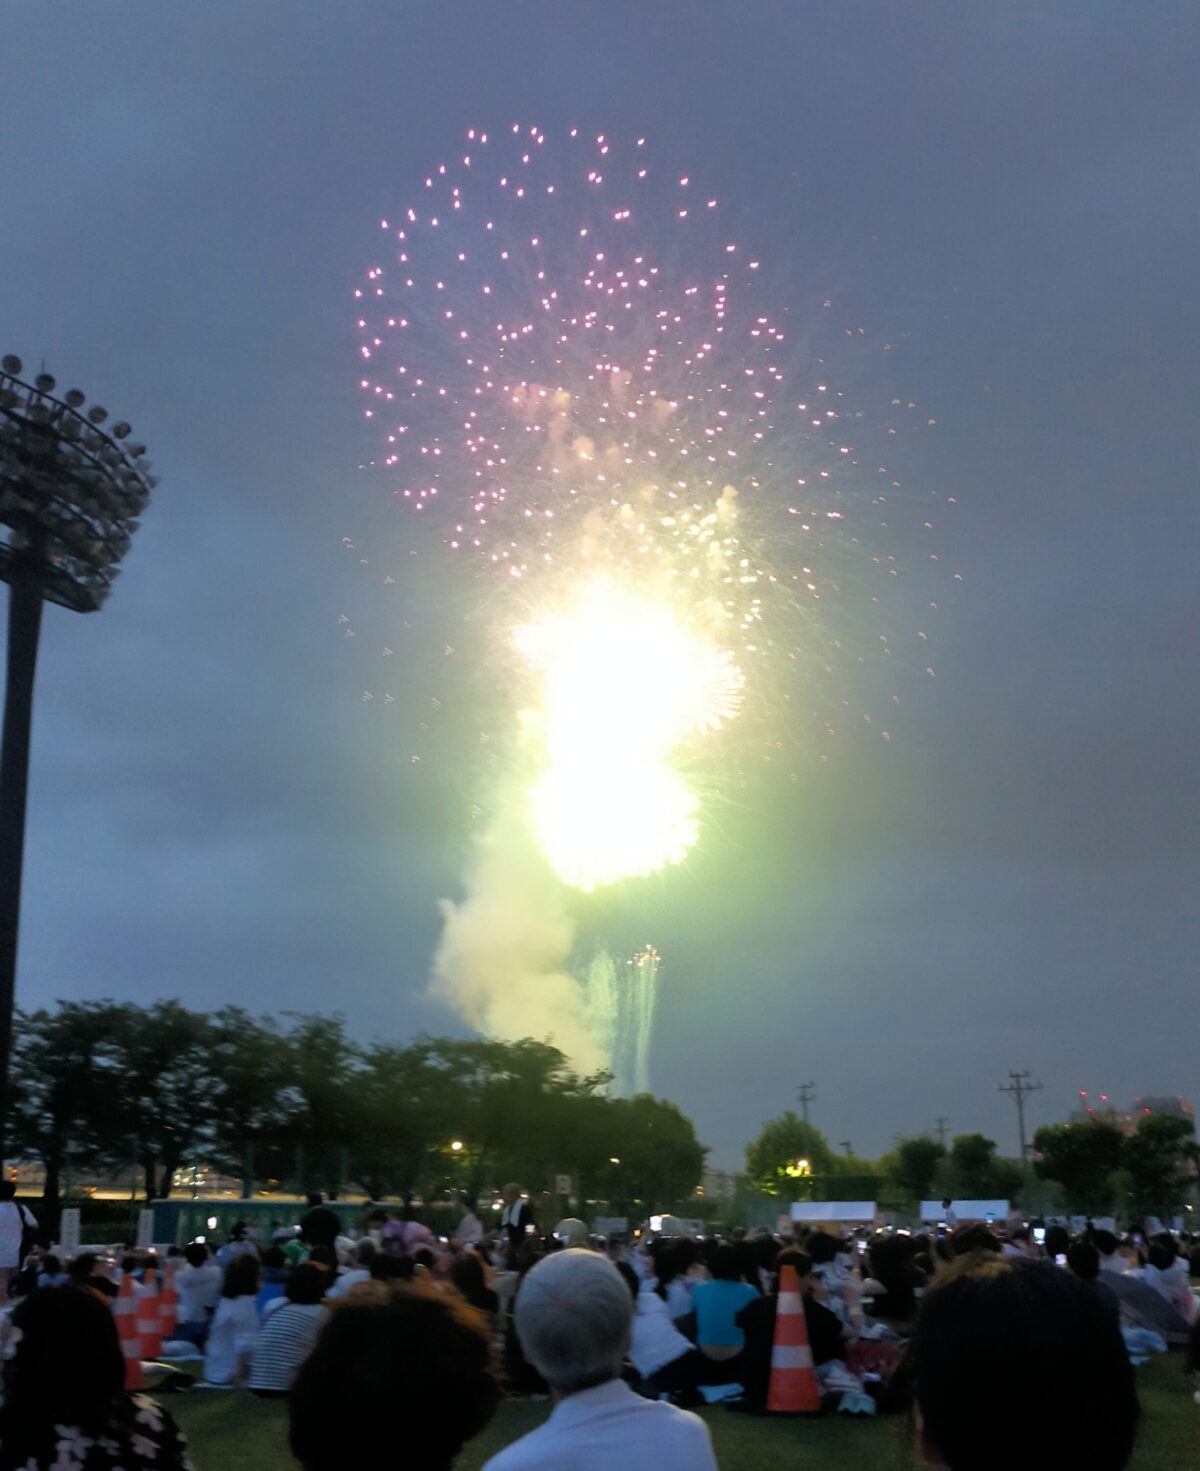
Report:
0,354,156,1163
450,1140,464,1152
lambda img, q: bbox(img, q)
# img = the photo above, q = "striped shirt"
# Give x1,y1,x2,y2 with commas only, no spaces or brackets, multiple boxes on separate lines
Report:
247,1302,327,1392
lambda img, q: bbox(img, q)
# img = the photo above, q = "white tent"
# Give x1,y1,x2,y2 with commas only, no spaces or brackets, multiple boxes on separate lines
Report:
919,1199,1008,1223
791,1201,876,1225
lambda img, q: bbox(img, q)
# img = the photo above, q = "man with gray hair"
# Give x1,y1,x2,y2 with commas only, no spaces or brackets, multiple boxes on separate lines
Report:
484,1249,718,1471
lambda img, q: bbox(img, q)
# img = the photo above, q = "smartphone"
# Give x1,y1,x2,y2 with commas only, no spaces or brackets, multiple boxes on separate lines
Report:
1032,1227,1046,1244
1055,1253,1067,1266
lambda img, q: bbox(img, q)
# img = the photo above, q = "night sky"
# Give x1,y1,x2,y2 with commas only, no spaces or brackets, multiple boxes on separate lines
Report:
2,3,1197,1168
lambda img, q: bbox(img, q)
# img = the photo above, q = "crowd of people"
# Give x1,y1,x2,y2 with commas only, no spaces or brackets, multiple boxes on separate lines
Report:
0,1184,1196,1471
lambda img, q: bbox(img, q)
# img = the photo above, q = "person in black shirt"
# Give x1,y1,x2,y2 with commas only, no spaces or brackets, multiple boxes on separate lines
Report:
735,1246,846,1411
299,1192,341,1251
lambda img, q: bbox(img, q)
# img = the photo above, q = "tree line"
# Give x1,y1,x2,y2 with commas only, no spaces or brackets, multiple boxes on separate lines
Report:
10,1001,707,1220
745,1109,1198,1219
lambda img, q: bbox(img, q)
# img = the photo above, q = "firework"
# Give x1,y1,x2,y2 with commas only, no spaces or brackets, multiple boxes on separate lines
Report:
357,125,855,884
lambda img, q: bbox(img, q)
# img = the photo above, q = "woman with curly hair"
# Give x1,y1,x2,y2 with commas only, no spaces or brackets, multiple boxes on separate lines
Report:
290,1281,501,1471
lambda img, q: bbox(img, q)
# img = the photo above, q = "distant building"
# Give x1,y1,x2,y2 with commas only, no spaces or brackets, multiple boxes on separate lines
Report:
1069,1092,1195,1136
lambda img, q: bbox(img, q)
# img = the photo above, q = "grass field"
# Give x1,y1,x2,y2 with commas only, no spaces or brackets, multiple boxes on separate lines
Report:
167,1354,1196,1471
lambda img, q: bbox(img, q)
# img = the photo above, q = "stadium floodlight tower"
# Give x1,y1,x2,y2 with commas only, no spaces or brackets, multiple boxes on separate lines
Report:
0,353,156,1163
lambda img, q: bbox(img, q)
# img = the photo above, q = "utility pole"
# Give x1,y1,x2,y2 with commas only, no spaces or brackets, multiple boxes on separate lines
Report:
934,1117,950,1148
839,1140,853,1157
795,1082,816,1126
998,1070,1043,1162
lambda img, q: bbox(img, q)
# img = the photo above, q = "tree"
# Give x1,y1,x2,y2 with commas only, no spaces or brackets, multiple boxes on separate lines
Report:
745,1112,834,1196
937,1133,1023,1202
1032,1120,1125,1213
95,1001,216,1199
206,1009,294,1196
888,1134,947,1203
8,1004,116,1220
600,1095,706,1212
277,1014,361,1197
1123,1114,1198,1219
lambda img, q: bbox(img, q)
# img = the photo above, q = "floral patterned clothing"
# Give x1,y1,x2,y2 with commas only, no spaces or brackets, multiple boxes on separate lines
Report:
0,1393,192,1471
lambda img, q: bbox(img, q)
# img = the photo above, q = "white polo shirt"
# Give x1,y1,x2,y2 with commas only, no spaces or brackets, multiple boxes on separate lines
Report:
482,1377,717,1471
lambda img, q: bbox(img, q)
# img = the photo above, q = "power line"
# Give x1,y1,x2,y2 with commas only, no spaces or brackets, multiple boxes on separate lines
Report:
998,1070,1043,1161
794,1082,817,1123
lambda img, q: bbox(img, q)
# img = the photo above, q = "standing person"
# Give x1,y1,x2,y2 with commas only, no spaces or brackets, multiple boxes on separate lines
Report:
0,1286,191,1471
0,1182,37,1299
299,1192,341,1253
500,1185,535,1260
941,1199,957,1229
486,1251,718,1471
203,1254,261,1387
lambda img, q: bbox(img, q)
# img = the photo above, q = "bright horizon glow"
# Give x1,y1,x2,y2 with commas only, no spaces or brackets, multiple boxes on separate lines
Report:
515,577,743,891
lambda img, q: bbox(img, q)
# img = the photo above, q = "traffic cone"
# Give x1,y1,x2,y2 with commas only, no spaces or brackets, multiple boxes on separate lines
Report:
114,1274,145,1389
765,1264,821,1414
136,1275,163,1359
158,1264,180,1342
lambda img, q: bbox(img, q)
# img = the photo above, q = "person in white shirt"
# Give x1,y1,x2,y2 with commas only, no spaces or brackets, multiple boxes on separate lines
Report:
325,1238,375,1298
941,1199,958,1229
174,1243,222,1346
203,1254,261,1386
454,1199,485,1248
483,1249,718,1471
0,1181,37,1299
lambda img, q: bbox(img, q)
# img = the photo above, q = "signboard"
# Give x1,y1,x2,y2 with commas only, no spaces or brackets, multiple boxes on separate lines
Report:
919,1199,1009,1223
592,1216,628,1237
791,1201,877,1225
136,1209,155,1249
59,1207,81,1254
554,1174,572,1196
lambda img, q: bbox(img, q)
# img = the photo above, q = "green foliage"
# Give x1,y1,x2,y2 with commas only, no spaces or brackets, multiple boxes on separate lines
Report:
1123,1114,1198,1218
935,1133,1023,1202
1032,1119,1126,1213
887,1134,946,1202
9,1002,707,1214
1032,1114,1197,1217
744,1111,834,1196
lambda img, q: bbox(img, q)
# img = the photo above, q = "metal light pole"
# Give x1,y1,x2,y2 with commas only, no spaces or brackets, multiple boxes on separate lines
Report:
0,354,156,1165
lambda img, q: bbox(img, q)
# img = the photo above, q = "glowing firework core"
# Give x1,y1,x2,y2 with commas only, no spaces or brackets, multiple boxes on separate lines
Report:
515,578,743,891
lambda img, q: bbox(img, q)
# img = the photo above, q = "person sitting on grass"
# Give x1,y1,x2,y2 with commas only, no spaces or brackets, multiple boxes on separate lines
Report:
289,1282,500,1471
690,1243,757,1373
0,1285,191,1471
911,1251,1137,1470
483,1249,718,1471
247,1261,330,1396
450,1251,499,1323
1066,1240,1120,1321
203,1252,260,1387
736,1247,847,1412
616,1261,707,1404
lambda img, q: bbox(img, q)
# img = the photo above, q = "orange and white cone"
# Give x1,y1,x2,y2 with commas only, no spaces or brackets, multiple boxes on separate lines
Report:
158,1264,180,1342
765,1264,821,1414
135,1275,163,1359
114,1274,145,1389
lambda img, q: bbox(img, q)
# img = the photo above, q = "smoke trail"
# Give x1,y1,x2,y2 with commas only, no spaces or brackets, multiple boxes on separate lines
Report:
429,808,607,1074
585,945,660,1096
